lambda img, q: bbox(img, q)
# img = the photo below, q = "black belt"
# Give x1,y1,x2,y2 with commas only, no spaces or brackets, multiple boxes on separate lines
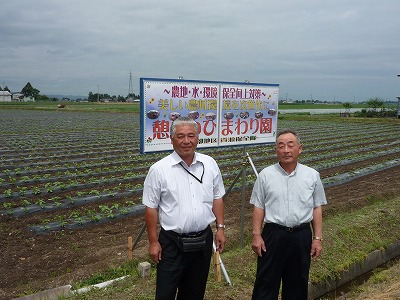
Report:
162,226,210,238
266,222,310,232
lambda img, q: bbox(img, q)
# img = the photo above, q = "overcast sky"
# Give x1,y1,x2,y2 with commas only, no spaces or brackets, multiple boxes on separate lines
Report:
1,0,399,102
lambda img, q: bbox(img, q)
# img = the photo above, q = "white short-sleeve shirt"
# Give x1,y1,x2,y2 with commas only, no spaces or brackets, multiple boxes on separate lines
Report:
143,151,225,234
250,162,327,227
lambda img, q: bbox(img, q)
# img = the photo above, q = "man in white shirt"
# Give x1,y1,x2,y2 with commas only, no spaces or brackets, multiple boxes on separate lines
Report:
143,117,226,300
250,129,327,300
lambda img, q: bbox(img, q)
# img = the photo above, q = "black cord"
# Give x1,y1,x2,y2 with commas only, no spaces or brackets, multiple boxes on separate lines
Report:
179,162,204,184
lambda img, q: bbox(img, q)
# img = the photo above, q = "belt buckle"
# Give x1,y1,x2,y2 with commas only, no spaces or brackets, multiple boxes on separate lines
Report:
286,226,294,232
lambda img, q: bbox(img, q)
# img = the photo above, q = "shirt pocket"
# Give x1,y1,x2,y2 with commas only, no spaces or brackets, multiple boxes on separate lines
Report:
296,180,316,209
201,181,214,204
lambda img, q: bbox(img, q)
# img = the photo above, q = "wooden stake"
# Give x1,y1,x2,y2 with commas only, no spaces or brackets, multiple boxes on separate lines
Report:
214,251,221,282
128,236,133,260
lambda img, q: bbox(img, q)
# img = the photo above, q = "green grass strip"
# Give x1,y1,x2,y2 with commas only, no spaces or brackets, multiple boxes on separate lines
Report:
310,194,400,283
57,194,400,299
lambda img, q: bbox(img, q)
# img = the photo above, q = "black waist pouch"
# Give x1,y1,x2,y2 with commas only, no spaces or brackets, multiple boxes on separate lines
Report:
179,230,208,252
162,227,210,252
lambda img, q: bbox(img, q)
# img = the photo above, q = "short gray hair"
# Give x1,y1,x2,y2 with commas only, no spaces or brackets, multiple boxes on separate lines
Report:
276,129,301,144
170,117,198,137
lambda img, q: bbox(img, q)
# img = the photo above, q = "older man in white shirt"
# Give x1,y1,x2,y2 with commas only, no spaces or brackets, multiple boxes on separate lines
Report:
251,129,327,300
143,116,226,300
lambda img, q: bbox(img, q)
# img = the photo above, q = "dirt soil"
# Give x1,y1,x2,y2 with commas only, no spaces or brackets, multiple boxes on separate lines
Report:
1,163,399,300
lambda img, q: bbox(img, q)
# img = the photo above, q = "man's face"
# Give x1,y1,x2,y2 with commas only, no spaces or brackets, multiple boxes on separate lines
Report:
275,133,302,165
171,124,198,160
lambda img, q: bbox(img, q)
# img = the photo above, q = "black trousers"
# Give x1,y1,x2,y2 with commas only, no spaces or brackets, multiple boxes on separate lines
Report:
252,223,312,300
155,226,213,300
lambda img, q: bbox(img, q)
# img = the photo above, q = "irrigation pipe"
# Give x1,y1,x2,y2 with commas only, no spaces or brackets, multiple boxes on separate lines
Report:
246,152,259,177
72,275,130,294
213,241,232,286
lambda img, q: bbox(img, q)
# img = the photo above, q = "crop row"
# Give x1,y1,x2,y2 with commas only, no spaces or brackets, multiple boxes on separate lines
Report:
1,121,396,160
21,157,400,234
1,109,399,234
1,139,399,204
1,127,397,181
2,147,398,218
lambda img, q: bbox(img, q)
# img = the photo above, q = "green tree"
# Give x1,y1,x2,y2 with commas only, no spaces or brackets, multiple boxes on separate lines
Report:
88,91,100,102
343,102,352,111
36,94,50,101
21,82,40,98
366,97,384,113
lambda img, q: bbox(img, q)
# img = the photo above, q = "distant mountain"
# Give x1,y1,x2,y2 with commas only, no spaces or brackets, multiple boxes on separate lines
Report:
47,94,87,100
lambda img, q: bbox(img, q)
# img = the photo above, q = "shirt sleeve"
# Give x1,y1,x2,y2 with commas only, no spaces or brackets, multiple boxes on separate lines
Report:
313,175,327,207
249,173,265,208
142,165,161,208
212,159,226,199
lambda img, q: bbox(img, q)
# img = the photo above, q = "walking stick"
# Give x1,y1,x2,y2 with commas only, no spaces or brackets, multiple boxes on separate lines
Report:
213,241,232,285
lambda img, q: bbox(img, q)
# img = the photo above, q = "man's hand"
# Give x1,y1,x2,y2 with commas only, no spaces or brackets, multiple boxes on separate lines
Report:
149,241,162,263
310,239,322,259
214,229,226,253
252,234,266,257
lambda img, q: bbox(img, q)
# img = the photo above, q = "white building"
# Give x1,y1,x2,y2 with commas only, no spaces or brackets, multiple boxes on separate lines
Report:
0,91,35,102
0,91,12,102
14,93,35,102
12,93,24,101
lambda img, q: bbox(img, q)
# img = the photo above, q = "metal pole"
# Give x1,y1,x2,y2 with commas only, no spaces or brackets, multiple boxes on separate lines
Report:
240,146,247,248
133,223,147,249
246,152,259,177
223,167,244,196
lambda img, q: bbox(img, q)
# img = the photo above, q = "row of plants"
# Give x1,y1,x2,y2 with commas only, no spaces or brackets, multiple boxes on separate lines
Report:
2,150,398,231
1,126,397,186
1,142,398,214
1,113,396,158
0,137,400,198
1,156,395,234
1,109,399,236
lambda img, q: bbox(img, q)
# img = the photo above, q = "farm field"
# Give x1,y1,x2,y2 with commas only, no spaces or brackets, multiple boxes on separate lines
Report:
0,107,400,299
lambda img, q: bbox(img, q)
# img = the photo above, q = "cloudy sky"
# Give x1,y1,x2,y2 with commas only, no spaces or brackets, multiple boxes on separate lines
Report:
1,0,399,102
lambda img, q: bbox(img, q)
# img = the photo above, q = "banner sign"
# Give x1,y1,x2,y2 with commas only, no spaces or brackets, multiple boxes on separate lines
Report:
140,78,279,153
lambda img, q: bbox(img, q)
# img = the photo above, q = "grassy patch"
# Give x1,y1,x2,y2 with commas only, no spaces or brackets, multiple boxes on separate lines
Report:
310,196,399,283
61,195,400,300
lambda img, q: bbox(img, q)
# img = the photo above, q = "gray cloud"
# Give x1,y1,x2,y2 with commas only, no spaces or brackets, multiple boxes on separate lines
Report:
1,0,399,101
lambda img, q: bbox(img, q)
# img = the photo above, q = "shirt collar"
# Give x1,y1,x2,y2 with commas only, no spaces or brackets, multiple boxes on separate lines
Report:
171,151,200,167
277,162,298,176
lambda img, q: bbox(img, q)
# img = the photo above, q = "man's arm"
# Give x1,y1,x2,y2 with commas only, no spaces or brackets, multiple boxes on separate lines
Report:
311,205,323,259
212,197,226,252
145,207,162,263
252,206,266,257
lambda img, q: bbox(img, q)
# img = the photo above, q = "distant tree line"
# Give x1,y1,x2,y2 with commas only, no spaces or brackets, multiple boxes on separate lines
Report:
345,97,397,118
87,92,140,102
1,82,49,101
1,82,140,102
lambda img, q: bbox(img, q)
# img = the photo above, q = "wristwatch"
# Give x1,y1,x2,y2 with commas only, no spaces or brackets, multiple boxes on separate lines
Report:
314,236,323,241
216,224,226,229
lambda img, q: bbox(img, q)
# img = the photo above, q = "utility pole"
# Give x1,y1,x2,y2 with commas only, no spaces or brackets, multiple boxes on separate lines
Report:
128,70,133,101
